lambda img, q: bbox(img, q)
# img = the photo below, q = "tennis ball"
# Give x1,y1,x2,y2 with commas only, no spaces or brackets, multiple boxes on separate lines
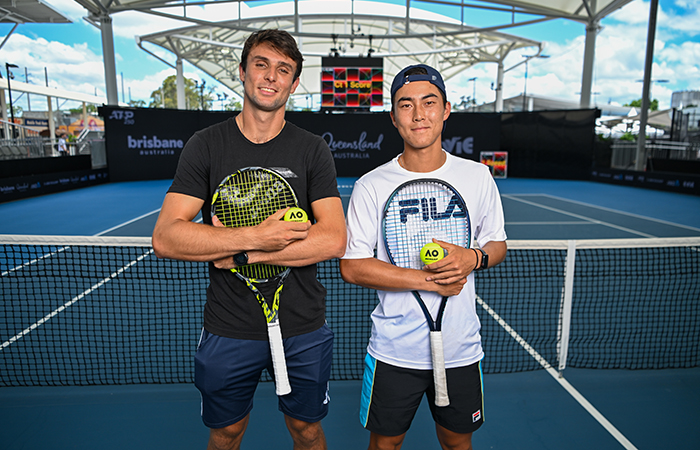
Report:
421,243,446,265
283,207,308,222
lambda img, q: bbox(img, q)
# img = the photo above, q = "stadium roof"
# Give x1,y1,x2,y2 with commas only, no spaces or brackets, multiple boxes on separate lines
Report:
135,1,544,105
0,0,71,51
72,0,633,24
70,0,635,107
0,0,71,24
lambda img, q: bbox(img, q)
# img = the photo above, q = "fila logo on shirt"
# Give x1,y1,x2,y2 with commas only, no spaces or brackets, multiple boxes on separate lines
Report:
398,196,467,223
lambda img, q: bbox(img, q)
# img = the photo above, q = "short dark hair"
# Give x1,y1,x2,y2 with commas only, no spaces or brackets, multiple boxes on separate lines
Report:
240,29,304,81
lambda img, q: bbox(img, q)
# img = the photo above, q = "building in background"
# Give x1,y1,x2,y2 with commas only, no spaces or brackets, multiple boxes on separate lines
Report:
671,90,700,109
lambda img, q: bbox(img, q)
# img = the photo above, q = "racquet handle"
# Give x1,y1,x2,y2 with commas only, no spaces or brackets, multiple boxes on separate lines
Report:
268,322,292,396
430,330,450,407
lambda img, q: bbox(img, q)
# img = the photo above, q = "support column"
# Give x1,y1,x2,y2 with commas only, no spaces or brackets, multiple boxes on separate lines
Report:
635,0,659,172
82,102,88,134
47,96,56,156
46,68,55,155
99,14,119,106
579,19,599,109
495,62,504,112
0,89,8,138
176,58,185,110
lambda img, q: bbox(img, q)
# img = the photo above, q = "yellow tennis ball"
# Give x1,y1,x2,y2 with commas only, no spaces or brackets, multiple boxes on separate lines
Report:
421,243,446,265
283,207,308,222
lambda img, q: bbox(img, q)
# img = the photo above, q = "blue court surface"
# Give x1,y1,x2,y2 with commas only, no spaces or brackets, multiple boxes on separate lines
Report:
1,178,699,450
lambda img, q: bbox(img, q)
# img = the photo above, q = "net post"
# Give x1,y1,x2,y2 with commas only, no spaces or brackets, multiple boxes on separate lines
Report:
557,240,576,376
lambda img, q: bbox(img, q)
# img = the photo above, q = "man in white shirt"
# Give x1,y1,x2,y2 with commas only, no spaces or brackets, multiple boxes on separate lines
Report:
340,64,507,450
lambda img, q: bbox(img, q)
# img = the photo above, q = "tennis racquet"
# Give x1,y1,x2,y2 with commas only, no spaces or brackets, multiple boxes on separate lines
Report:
382,178,471,407
211,167,299,396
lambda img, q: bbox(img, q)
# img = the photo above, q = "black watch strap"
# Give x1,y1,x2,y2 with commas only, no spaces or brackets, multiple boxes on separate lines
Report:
233,252,248,266
476,248,489,270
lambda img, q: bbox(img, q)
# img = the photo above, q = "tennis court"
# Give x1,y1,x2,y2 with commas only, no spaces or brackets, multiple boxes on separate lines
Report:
1,178,699,450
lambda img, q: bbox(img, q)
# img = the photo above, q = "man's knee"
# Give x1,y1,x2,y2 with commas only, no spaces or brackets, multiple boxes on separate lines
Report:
368,432,406,450
208,415,249,450
285,416,326,449
435,424,472,450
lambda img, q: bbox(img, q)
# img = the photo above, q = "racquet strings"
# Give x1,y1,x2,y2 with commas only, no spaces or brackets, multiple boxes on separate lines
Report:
384,180,468,269
212,168,297,280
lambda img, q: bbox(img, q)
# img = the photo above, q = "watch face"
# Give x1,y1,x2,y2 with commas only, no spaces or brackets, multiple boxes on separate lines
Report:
233,252,248,266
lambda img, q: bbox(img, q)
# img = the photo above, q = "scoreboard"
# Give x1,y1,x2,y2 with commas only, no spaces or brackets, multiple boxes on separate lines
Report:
321,56,383,109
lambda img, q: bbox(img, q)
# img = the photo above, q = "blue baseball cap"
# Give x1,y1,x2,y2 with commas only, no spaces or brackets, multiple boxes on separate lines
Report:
390,64,447,104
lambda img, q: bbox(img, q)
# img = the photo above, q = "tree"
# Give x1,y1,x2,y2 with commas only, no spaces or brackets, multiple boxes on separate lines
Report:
149,75,215,110
6,104,22,117
624,98,659,111
225,99,242,111
69,104,98,114
128,99,147,108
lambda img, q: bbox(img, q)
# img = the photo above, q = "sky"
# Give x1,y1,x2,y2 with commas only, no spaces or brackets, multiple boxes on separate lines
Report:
0,0,698,113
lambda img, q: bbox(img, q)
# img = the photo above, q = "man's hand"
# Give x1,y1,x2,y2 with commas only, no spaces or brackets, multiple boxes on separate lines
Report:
249,207,311,251
422,238,477,288
210,208,311,269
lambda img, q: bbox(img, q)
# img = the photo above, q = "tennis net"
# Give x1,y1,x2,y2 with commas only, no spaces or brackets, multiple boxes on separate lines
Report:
1,235,699,386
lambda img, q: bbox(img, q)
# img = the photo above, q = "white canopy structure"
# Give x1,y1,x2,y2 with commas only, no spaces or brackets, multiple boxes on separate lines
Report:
71,0,636,111
135,0,543,110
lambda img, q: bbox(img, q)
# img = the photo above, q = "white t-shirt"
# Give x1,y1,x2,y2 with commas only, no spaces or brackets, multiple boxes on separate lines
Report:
343,151,507,370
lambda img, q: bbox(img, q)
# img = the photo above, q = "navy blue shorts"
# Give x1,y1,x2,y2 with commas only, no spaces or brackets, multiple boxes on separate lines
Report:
194,324,334,429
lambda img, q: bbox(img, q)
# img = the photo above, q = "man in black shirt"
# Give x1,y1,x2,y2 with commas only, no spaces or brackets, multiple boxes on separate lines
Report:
153,29,346,450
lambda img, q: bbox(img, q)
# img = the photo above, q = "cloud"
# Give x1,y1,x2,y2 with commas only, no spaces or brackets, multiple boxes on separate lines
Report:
8,0,700,113
111,10,193,40
44,0,88,22
0,34,104,92
465,0,697,111
126,68,174,103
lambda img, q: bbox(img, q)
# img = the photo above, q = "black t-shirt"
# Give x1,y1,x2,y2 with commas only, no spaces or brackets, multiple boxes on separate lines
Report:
168,116,340,340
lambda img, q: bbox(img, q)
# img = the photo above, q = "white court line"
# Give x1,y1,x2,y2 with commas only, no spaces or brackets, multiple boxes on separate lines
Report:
96,208,205,236
1,209,203,348
2,245,70,277
508,221,593,226
1,248,154,350
1,208,163,276
476,295,638,450
509,193,700,233
502,194,656,238
95,208,162,236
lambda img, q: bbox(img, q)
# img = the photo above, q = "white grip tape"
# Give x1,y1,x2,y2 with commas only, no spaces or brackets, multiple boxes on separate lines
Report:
268,322,291,396
430,330,450,407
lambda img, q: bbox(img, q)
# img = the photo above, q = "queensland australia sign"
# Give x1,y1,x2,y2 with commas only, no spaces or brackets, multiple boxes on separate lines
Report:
322,131,383,160
100,108,501,181
287,112,403,177
287,111,500,177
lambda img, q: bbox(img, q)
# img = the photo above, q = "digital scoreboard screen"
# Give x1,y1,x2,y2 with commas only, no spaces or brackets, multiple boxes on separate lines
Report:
321,56,383,109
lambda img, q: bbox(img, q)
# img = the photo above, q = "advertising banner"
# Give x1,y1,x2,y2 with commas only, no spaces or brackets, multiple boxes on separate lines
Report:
100,106,233,182
101,107,502,181
289,111,501,177
480,151,508,178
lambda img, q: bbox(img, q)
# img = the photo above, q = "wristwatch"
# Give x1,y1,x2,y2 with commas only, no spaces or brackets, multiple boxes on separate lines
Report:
233,252,248,267
476,248,489,270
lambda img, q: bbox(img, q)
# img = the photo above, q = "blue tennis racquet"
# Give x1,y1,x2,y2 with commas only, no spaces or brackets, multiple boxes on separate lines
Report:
382,178,471,407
